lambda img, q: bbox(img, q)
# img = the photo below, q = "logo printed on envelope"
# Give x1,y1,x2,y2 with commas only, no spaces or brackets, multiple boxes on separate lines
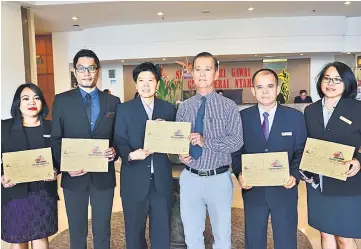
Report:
32,155,49,166
172,129,184,138
281,132,292,136
332,152,344,161
339,116,352,125
271,160,283,169
90,146,103,156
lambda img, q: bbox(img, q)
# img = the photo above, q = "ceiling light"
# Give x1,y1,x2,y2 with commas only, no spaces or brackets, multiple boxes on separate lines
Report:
344,1,351,4
157,12,164,16
162,58,166,61
248,7,254,11
264,55,273,58
71,16,78,20
73,24,80,28
347,52,351,54
300,54,304,55
201,9,211,14
254,55,258,57
121,60,125,62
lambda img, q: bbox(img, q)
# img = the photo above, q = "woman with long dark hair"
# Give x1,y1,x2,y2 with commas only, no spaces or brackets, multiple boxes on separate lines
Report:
1,83,58,249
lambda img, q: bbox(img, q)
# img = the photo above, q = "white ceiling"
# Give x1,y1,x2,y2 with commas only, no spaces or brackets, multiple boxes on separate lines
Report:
19,1,361,34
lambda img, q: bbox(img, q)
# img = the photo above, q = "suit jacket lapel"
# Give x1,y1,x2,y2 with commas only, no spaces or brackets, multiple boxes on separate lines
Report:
151,98,162,120
325,98,345,130
315,100,325,128
251,105,267,143
93,91,106,132
72,89,92,134
267,105,282,143
11,118,28,150
136,97,151,122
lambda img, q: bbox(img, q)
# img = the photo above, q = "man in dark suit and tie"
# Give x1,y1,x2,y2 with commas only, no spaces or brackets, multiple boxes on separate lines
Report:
114,62,176,249
51,49,121,249
294,89,313,103
232,69,307,249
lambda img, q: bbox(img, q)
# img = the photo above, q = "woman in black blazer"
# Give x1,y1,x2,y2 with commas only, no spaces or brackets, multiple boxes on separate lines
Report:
1,83,58,249
303,62,361,249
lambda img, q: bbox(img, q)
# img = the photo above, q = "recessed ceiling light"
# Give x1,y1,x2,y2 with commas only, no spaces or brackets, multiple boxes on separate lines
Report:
265,55,273,58
157,12,164,16
121,60,125,62
254,55,258,57
300,54,304,55
162,58,166,61
347,52,351,54
201,9,211,14
344,1,351,5
73,24,80,28
248,7,254,11
71,16,78,20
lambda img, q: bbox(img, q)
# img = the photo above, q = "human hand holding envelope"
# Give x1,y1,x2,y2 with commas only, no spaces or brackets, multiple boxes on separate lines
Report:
300,138,355,181
242,152,290,187
2,148,54,184
61,138,109,173
143,120,191,154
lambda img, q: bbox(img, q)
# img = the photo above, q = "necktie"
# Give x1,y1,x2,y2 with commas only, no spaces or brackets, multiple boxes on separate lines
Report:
262,112,270,140
190,96,206,159
85,93,92,128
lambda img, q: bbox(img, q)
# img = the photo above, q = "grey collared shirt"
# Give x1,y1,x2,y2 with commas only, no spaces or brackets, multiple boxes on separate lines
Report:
176,90,244,170
319,97,340,191
141,98,155,174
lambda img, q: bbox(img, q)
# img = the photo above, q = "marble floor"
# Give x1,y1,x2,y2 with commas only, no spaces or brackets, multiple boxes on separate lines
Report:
0,169,349,249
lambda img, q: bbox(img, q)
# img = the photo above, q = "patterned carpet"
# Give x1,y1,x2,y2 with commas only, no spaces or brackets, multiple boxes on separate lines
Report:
50,208,314,249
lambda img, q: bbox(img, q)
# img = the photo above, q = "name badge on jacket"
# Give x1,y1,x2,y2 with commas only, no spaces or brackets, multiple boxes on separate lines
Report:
43,134,51,138
339,116,352,125
281,132,292,136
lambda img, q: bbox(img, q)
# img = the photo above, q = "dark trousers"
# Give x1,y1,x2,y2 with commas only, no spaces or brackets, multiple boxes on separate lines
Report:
63,185,114,249
122,178,172,249
244,191,298,249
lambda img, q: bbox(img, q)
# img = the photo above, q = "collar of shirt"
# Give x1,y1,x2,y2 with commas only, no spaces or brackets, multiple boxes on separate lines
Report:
140,97,154,117
195,90,217,103
322,97,340,111
79,87,99,101
258,103,277,121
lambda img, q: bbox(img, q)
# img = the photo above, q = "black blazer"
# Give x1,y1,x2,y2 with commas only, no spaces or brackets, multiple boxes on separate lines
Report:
51,88,121,191
294,96,313,104
232,105,307,205
304,98,361,196
1,118,58,206
114,97,176,202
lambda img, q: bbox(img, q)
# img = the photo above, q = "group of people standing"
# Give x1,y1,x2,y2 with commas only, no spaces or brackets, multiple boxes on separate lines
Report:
1,49,360,249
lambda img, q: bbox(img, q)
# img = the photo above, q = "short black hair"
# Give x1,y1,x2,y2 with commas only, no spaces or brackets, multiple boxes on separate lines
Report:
299,89,307,95
103,89,110,93
316,61,357,99
73,49,101,69
252,68,279,86
192,52,219,71
11,83,49,119
132,62,161,82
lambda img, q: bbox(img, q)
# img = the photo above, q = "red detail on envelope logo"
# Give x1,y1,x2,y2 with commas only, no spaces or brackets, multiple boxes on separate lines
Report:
271,160,283,168
333,152,344,160
35,155,45,163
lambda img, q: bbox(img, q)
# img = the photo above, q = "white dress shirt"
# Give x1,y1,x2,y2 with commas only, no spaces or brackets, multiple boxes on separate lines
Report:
141,97,155,174
258,103,278,133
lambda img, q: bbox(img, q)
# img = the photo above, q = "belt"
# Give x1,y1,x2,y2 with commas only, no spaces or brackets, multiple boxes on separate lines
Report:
185,165,229,177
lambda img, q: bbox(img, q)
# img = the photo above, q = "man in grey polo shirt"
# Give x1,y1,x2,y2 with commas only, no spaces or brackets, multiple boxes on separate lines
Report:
176,52,243,249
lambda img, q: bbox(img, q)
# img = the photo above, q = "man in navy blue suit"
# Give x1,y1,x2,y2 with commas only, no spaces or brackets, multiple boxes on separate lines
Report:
232,68,307,249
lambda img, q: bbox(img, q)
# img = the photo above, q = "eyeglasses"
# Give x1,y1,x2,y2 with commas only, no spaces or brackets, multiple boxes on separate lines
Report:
75,65,97,73
323,76,343,85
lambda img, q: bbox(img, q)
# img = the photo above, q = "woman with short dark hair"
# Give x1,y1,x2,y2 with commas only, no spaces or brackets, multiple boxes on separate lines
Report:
1,83,58,249
303,62,361,249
